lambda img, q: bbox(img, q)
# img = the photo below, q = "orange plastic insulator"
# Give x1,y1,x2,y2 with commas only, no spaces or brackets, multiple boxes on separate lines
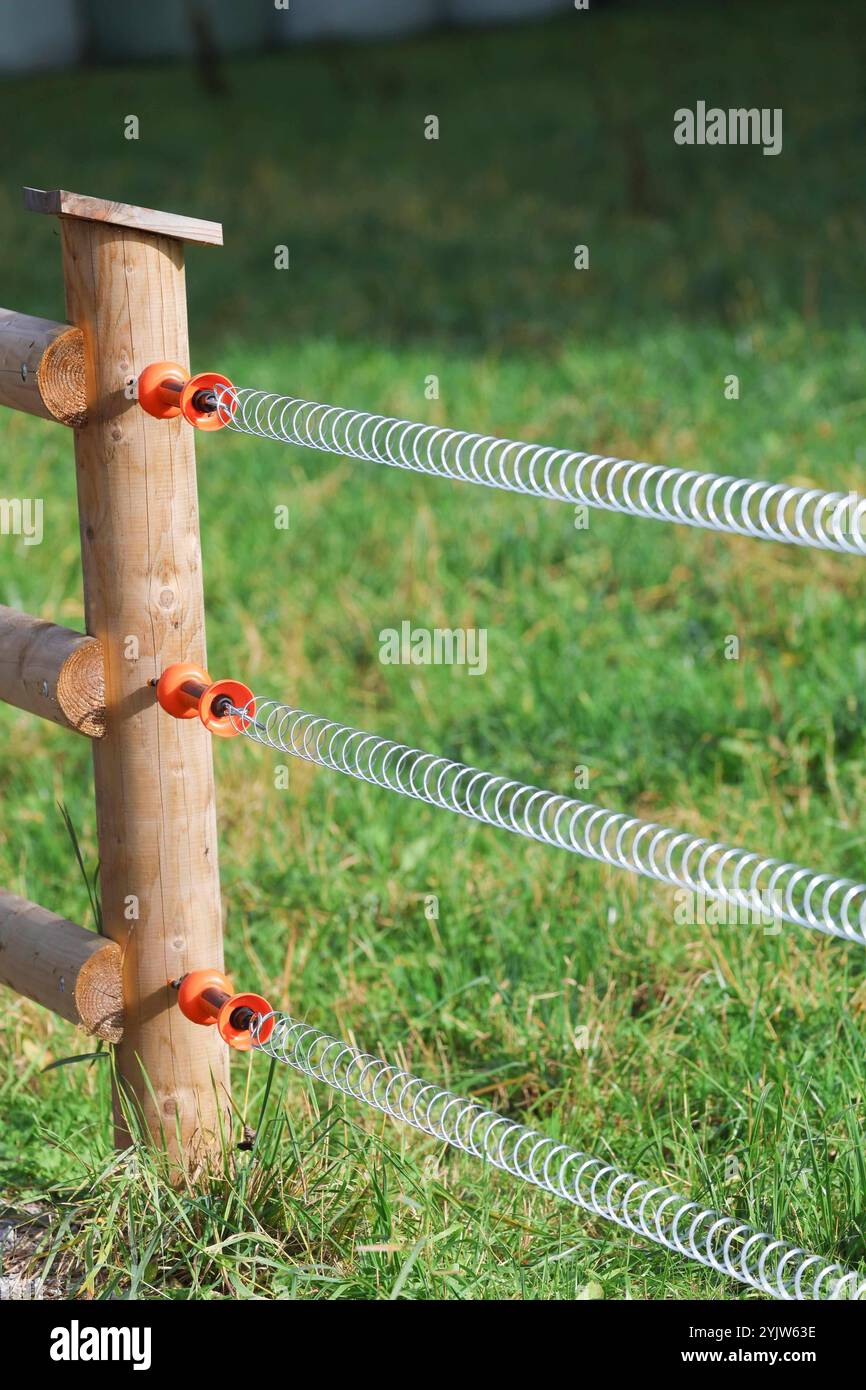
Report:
179,371,236,431
199,678,255,738
175,971,275,1052
217,992,275,1051
155,661,212,721
177,968,231,1028
138,363,235,430
137,360,188,420
154,664,253,739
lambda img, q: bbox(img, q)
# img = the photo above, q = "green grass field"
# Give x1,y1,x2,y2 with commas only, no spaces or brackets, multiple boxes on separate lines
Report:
2,0,866,1299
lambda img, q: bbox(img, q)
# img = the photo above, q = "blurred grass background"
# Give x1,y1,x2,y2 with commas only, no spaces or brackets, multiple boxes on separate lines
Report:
2,0,866,1298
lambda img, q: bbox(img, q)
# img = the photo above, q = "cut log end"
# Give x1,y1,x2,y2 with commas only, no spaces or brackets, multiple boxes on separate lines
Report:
75,939,124,1043
0,606,106,738
0,891,124,1044
56,638,106,738
37,326,86,427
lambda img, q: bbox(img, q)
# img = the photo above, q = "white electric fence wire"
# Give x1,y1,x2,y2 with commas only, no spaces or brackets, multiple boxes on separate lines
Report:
215,386,866,555
250,1009,865,1300
226,699,866,948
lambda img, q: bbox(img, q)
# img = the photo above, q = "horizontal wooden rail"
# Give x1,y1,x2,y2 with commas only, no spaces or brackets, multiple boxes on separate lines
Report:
0,605,105,737
0,306,86,426
0,891,123,1042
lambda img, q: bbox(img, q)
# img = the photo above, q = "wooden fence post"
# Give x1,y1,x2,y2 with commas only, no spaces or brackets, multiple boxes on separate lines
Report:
25,189,230,1168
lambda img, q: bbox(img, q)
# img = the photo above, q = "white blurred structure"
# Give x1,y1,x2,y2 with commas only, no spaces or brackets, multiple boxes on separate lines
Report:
0,0,572,73
86,0,270,61
0,0,82,72
276,0,439,43
443,0,568,23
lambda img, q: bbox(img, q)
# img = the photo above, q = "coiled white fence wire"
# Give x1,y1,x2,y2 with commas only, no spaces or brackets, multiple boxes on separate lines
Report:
227,697,866,948
250,1009,865,1300
216,386,866,555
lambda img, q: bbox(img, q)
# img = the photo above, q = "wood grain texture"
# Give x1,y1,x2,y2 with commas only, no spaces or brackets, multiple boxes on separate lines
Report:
0,891,123,1043
59,216,230,1166
0,604,105,737
0,307,86,425
25,187,223,246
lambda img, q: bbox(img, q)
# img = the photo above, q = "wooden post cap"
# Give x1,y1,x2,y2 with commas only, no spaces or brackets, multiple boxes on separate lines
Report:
23,187,223,247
